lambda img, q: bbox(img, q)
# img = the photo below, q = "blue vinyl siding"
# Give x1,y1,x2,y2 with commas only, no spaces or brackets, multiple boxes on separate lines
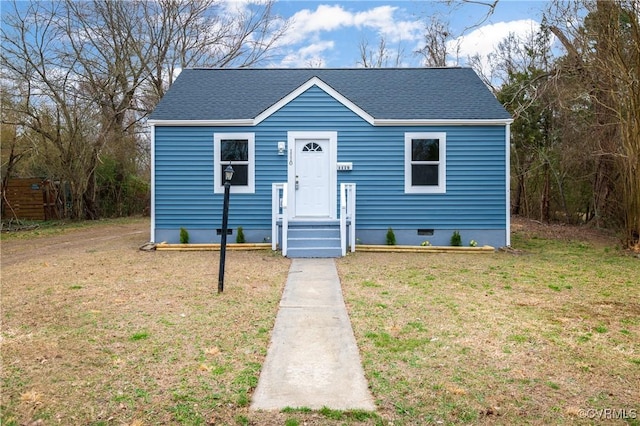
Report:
337,124,506,230
154,85,507,243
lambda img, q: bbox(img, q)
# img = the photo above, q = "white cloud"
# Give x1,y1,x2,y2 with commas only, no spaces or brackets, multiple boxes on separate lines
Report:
282,5,354,45
353,5,395,28
280,41,334,68
275,3,423,67
219,0,270,15
448,19,541,73
299,40,335,56
280,4,422,46
354,5,422,43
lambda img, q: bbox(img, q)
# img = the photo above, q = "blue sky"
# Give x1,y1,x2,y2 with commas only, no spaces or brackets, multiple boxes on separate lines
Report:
1,0,551,74
269,0,549,68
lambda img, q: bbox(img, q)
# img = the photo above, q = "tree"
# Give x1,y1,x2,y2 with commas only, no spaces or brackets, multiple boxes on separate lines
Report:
0,87,33,219
547,0,640,248
494,27,565,222
357,36,405,68
416,16,456,67
142,0,288,107
1,0,288,219
1,2,100,218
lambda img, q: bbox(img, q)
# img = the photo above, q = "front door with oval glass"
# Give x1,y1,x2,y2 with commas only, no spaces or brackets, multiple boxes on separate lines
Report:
295,139,330,217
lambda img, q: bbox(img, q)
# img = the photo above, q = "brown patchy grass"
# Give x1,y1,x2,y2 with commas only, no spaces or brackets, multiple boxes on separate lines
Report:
1,219,292,425
1,217,639,425
337,219,640,425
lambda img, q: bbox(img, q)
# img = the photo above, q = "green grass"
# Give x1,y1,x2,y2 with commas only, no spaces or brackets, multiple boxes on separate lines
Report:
318,407,379,422
337,228,639,425
129,331,150,341
281,407,313,413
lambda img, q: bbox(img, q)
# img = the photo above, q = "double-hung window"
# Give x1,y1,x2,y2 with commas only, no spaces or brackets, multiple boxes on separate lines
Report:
214,133,255,194
404,132,446,194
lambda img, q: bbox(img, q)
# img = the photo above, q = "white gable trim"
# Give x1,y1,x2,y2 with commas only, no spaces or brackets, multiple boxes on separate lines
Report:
254,77,375,125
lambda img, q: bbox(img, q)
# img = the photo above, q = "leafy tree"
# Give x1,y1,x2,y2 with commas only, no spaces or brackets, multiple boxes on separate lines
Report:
493,26,567,222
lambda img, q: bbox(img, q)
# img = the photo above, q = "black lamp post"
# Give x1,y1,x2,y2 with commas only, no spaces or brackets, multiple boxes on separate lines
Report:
218,164,234,293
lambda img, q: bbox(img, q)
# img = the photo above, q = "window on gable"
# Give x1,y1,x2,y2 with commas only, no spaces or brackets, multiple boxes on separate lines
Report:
214,133,255,194
405,132,446,194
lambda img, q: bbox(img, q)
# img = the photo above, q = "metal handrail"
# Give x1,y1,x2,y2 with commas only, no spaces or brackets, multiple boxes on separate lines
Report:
282,183,288,256
340,183,356,255
271,183,288,255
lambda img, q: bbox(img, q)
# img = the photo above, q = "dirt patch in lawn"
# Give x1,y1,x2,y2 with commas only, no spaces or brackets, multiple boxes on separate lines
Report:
510,215,620,249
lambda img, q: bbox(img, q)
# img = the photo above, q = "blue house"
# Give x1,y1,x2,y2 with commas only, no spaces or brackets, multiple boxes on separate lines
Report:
148,68,512,257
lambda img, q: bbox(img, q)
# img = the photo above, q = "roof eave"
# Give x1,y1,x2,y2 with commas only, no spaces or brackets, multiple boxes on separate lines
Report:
374,118,513,126
147,119,254,126
148,118,514,126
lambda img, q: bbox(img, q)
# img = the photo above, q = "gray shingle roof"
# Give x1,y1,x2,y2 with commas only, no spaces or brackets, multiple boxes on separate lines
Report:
149,68,511,121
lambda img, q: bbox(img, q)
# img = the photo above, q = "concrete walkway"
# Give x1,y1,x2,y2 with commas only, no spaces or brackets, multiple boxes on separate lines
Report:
251,258,376,411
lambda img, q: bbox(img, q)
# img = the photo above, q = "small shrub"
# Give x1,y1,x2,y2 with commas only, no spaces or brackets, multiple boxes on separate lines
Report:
421,240,431,246
469,239,478,247
386,227,396,245
236,226,246,243
450,230,462,246
179,227,189,244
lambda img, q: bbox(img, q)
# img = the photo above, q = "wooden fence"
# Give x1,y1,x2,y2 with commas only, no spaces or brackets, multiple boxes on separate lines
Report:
1,178,60,221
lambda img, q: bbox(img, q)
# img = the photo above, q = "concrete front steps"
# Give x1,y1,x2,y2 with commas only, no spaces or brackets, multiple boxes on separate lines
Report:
286,220,342,258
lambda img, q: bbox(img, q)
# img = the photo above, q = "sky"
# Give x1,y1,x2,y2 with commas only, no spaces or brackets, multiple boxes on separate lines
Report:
269,0,550,69
0,0,553,79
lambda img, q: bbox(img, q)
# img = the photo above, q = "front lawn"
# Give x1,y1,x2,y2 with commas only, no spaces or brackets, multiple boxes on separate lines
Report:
1,218,638,425
338,230,639,425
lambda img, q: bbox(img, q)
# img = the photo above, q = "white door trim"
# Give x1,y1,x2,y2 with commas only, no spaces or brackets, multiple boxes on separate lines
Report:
287,131,337,219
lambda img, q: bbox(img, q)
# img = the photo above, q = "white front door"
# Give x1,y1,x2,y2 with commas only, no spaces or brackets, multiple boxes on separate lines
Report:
294,138,330,217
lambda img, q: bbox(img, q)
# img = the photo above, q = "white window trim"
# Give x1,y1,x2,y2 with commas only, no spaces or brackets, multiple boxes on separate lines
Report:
404,132,446,194
214,132,255,194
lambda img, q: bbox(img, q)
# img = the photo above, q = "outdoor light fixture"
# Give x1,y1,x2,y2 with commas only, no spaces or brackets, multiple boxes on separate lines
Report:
224,164,234,183
218,164,234,293
277,141,285,155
